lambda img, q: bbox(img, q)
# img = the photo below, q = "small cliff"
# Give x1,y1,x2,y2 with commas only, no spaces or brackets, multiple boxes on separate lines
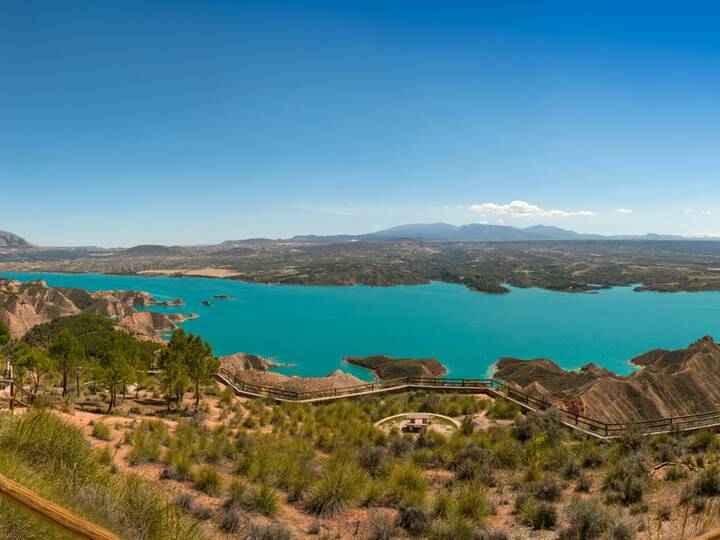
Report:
494,337,720,422
345,355,448,380
0,278,182,340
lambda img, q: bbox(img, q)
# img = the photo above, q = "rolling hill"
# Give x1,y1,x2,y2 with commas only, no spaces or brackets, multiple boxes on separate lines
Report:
0,229,31,248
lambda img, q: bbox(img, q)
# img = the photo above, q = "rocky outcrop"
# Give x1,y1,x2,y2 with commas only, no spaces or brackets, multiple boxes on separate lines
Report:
220,352,275,371
221,352,364,393
0,278,189,340
225,365,365,394
154,299,184,306
345,355,447,380
118,311,178,338
494,337,720,422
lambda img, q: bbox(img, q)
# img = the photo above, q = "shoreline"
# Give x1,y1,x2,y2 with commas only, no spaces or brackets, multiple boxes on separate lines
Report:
0,268,700,296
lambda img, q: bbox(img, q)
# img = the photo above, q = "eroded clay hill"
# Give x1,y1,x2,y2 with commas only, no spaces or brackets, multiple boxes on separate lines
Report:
0,277,181,340
495,336,720,422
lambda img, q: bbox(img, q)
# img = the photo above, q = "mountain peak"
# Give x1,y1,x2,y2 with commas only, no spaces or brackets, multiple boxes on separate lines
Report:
0,229,32,248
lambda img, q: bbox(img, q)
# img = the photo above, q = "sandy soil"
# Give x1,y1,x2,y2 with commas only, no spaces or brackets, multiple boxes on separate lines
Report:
137,268,242,278
15,389,720,540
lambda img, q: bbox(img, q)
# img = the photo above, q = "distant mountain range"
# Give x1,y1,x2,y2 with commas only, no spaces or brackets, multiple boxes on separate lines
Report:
289,223,701,243
2,224,718,252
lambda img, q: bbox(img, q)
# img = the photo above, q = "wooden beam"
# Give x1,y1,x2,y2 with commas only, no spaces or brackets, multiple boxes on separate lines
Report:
0,473,121,540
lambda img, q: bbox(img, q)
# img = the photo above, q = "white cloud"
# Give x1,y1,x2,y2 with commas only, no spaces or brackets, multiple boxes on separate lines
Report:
469,200,596,218
686,231,720,238
616,208,633,214
701,210,713,216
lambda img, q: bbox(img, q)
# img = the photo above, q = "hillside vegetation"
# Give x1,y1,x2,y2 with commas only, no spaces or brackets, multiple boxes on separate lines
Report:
3,314,720,538
6,240,720,294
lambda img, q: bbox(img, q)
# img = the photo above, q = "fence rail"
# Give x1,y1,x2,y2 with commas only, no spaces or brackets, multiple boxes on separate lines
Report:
217,368,720,439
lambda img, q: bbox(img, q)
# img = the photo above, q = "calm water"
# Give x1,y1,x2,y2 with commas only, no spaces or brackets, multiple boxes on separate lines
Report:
2,271,720,380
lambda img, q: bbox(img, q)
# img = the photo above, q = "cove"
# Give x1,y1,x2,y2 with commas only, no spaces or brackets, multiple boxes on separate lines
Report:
2,271,720,380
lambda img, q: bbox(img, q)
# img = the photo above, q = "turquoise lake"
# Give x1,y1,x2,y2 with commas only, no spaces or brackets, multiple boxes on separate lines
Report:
2,271,720,380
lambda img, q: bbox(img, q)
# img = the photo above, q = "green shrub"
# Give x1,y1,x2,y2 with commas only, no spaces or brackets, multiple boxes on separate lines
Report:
577,441,604,468
221,505,247,533
650,434,681,462
460,415,474,436
225,478,247,509
1,409,97,481
428,515,475,540
689,430,716,453
489,437,522,469
247,521,293,540
563,457,582,480
358,446,386,477
616,427,645,456
362,478,386,507
174,492,194,512
433,491,452,518
193,465,222,496
91,421,112,441
305,453,366,516
415,430,446,449
162,449,194,481
559,497,609,540
367,508,396,540
692,466,720,497
246,481,280,517
519,498,557,530
576,472,591,492
530,476,563,502
397,506,431,535
98,447,113,466
127,421,168,465
665,464,688,481
0,497,66,539
488,399,520,419
389,435,413,457
603,457,647,505
219,387,236,406
205,428,234,464
513,409,564,445
452,481,490,524
607,518,634,540
385,462,428,507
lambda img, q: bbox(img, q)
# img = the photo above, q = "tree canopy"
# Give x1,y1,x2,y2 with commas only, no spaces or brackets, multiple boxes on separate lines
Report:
160,329,218,411
49,329,85,397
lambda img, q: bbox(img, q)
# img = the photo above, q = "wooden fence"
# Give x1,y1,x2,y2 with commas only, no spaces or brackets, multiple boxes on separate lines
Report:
217,368,720,439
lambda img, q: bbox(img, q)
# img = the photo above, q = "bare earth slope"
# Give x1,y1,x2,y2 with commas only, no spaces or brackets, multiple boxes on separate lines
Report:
495,336,720,422
0,277,182,340
220,353,364,394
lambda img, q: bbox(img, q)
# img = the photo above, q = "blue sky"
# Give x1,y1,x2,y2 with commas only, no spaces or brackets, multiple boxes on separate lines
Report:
2,1,720,246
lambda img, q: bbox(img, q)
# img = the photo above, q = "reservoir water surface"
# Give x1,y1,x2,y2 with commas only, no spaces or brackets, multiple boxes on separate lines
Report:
2,271,719,380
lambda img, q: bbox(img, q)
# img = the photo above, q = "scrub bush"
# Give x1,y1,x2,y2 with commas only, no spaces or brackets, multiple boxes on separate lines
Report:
305,453,366,516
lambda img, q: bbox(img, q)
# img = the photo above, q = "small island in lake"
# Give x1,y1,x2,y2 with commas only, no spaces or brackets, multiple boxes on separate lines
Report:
153,298,184,306
345,354,447,380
